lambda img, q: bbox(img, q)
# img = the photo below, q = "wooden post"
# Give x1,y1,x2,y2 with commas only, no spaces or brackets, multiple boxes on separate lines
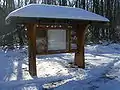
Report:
27,23,37,76
74,23,88,68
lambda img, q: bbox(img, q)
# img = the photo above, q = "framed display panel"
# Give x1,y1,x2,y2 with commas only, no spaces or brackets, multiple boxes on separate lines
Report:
36,25,78,54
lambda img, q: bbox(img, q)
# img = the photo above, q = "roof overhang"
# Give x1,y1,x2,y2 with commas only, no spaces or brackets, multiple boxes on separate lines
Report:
6,4,109,24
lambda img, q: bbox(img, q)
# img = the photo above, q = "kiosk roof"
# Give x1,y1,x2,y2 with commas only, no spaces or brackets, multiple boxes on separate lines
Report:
6,4,109,23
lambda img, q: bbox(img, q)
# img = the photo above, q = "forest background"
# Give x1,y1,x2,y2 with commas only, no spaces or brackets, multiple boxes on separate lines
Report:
0,0,120,48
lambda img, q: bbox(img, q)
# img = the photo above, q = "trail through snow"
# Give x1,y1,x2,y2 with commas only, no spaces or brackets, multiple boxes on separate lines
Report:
0,44,120,90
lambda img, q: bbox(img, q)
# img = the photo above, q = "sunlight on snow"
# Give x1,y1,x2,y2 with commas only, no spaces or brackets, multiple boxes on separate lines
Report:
37,60,69,77
22,86,39,90
6,61,18,81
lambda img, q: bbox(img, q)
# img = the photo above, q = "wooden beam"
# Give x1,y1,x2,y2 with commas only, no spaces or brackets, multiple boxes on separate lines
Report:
36,49,77,55
27,23,37,76
74,23,89,68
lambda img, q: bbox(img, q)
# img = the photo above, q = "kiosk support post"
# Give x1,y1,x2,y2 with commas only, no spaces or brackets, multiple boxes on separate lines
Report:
74,24,88,68
27,24,37,76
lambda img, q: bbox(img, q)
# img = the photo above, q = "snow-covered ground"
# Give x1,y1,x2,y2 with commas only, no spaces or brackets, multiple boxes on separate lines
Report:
0,43,120,90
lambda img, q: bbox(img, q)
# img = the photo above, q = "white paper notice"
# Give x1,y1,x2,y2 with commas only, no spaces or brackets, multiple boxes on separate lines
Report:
48,29,66,50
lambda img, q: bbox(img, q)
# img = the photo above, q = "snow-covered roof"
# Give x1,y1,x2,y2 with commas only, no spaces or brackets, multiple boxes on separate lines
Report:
6,4,109,23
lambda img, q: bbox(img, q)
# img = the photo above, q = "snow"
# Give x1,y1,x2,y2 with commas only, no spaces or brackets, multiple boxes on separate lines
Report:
6,4,109,23
0,43,120,90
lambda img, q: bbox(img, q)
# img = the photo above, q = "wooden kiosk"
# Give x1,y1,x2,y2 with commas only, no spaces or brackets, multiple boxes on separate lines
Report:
27,21,88,76
6,4,109,76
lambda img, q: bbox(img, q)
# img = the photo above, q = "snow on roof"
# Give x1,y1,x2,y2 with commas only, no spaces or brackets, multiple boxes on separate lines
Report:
6,4,109,23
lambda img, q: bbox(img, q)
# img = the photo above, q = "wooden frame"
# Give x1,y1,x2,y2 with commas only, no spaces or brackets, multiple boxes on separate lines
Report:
35,24,77,54
27,22,89,76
